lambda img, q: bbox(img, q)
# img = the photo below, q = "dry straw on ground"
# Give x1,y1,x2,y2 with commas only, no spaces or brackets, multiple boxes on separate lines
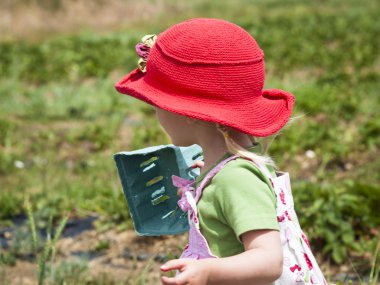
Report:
0,0,189,40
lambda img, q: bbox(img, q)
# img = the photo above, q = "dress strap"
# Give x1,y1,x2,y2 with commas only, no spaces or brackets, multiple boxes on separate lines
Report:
248,159,274,180
194,155,275,203
194,156,239,203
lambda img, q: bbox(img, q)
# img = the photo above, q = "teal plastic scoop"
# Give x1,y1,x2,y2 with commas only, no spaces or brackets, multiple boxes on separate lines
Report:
113,144,203,236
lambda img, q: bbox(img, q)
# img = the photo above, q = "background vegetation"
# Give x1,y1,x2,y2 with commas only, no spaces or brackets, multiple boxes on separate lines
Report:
0,0,379,284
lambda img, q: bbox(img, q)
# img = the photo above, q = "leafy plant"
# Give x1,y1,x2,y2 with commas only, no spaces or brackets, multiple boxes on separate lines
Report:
293,180,380,264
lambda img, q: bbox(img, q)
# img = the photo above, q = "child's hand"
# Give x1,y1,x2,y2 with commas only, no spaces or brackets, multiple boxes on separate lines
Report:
177,160,204,197
191,160,205,169
160,258,211,285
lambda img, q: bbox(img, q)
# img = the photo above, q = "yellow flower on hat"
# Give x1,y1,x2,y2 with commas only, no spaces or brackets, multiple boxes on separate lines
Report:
142,34,157,48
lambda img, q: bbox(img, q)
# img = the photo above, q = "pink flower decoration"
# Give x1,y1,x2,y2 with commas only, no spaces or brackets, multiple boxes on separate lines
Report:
135,43,150,59
135,34,157,73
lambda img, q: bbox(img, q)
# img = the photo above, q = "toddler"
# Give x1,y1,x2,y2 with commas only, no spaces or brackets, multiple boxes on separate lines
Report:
115,18,326,285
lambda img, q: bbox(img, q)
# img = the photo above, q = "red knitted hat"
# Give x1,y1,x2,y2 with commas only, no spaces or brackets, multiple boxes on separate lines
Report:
115,18,295,137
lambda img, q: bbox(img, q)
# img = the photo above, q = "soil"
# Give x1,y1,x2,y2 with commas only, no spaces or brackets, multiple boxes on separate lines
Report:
0,215,366,285
1,216,188,284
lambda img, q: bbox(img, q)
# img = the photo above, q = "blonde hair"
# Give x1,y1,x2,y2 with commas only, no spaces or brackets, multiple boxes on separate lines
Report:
187,113,299,169
215,116,300,168
216,124,276,168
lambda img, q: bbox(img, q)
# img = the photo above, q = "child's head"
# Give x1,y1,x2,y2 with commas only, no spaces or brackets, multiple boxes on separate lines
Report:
154,106,252,147
154,107,198,146
115,18,295,163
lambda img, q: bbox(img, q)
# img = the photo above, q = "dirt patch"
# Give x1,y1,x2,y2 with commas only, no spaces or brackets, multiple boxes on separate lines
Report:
0,213,367,284
1,224,187,284
57,228,187,283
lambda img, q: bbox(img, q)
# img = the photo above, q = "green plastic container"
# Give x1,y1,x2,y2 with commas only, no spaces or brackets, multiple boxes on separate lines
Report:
113,144,203,236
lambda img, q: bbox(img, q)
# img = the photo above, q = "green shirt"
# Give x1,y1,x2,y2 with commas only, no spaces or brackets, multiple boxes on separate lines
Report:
196,146,279,258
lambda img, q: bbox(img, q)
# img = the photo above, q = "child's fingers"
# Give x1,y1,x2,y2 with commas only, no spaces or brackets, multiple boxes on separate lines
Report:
161,275,187,285
191,160,204,168
177,188,183,197
160,259,187,272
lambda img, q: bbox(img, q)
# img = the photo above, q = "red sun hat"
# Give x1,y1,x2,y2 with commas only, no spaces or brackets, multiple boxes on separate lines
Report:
115,18,295,137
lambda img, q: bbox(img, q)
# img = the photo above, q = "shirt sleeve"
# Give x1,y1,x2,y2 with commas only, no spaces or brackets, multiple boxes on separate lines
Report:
212,159,279,243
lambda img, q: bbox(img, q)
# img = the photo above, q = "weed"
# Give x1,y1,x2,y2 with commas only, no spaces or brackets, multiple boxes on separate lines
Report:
94,240,110,252
368,240,380,285
25,197,69,285
47,259,88,285
0,246,16,267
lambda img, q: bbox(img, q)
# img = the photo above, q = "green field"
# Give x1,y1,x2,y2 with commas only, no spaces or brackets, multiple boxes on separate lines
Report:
0,0,379,284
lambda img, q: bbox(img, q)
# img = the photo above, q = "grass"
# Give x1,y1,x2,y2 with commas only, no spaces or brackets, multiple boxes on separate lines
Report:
0,0,379,283
368,241,380,285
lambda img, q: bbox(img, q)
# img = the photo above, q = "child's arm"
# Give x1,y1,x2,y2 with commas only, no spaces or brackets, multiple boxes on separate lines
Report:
160,229,283,285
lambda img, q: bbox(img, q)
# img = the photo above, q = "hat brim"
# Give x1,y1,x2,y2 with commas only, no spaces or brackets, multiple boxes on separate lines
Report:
115,69,295,137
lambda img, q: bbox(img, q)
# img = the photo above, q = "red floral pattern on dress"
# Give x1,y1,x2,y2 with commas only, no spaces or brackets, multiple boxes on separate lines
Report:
290,264,302,272
285,210,292,221
304,253,313,270
302,233,311,250
280,188,286,205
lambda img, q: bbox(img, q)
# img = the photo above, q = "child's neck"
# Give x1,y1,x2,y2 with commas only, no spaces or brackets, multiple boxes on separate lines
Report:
195,129,253,176
199,143,229,176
